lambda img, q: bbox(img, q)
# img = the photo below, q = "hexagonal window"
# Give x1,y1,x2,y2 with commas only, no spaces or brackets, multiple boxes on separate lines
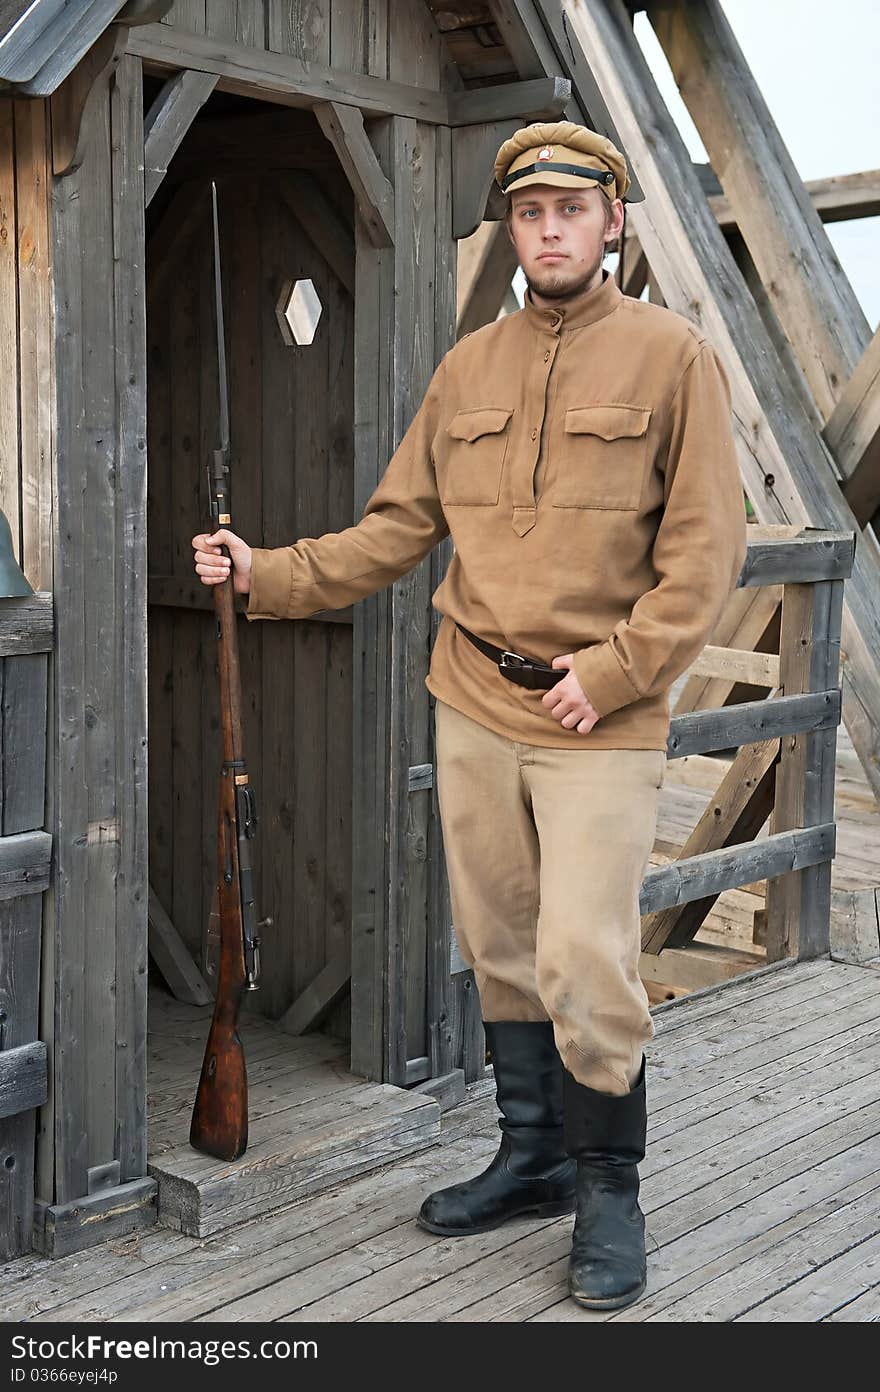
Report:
276,277,323,346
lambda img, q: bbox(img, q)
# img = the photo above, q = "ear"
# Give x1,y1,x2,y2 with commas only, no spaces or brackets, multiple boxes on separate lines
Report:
603,198,625,248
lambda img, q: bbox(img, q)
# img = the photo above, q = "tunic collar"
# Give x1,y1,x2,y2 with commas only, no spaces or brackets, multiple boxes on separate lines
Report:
522,267,623,333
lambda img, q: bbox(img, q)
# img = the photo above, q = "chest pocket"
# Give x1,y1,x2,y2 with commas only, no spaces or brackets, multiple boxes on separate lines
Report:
439,407,513,506
554,404,652,510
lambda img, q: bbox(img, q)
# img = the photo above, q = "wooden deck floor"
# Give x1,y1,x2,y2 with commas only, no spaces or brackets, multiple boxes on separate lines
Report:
4,955,879,1322
146,989,439,1237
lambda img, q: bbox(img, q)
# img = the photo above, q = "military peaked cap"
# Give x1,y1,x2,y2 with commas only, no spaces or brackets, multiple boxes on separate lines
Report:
494,121,630,203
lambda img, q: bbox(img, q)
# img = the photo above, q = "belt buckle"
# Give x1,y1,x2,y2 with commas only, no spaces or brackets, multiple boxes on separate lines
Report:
500,650,527,673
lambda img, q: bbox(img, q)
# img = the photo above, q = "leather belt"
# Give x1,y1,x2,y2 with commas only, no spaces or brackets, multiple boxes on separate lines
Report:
455,622,563,691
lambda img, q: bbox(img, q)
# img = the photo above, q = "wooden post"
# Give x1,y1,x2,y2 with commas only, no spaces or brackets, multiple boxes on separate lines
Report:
349,6,458,1086
350,121,394,1083
764,577,845,960
426,120,459,1084
40,53,155,1250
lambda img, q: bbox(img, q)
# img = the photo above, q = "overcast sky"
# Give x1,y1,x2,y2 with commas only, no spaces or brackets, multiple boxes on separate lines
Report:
634,0,879,328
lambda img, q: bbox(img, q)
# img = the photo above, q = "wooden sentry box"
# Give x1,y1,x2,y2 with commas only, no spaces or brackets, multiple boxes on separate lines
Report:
0,593,52,1260
0,0,577,1259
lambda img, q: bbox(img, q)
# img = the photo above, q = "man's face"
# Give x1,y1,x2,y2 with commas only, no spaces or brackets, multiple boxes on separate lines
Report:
506,183,624,301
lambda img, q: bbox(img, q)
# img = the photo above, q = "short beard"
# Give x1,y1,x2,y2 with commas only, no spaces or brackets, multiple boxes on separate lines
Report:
524,248,606,302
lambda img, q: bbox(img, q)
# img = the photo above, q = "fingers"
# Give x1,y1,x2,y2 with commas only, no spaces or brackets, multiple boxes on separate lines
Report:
548,696,594,731
192,532,232,586
195,554,231,584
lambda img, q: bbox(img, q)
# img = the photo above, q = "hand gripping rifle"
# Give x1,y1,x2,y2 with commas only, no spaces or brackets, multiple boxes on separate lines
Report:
189,183,269,1161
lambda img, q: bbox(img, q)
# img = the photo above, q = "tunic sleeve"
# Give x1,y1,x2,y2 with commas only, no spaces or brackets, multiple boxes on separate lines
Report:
245,359,449,621
570,343,748,718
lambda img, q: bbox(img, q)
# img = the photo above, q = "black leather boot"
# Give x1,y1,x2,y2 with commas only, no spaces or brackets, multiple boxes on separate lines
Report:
563,1054,648,1310
417,1020,576,1236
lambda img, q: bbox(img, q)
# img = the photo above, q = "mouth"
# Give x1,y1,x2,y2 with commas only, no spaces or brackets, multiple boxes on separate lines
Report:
536,253,566,263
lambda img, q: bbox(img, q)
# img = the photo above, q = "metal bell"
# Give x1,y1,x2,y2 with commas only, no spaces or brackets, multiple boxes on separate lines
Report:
0,509,33,597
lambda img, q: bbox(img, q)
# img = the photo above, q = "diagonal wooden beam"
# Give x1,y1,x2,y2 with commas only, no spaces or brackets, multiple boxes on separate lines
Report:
641,738,779,954
143,69,218,206
553,0,880,805
457,221,519,337
851,463,880,538
646,0,871,423
147,886,212,1006
314,101,394,249
620,229,648,298
827,327,880,528
278,952,351,1035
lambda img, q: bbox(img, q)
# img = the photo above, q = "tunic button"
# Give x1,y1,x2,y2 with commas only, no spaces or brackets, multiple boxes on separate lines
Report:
543,350,551,362
531,427,538,441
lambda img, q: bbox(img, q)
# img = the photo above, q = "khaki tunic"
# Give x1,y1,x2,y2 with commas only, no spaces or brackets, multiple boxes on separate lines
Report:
245,269,748,751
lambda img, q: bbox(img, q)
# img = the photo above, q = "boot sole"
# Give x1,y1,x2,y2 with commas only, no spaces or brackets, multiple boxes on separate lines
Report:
416,1195,575,1237
568,1275,647,1311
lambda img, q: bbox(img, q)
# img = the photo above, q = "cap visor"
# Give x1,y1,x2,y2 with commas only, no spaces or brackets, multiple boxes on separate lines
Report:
503,172,606,195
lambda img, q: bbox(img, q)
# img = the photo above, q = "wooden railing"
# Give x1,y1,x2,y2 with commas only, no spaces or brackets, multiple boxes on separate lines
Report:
641,525,855,967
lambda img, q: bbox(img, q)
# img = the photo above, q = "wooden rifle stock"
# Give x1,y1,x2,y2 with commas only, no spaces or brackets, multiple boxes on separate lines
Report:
189,573,253,1160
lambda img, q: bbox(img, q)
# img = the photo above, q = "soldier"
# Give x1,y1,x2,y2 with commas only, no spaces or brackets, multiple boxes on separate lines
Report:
192,121,747,1311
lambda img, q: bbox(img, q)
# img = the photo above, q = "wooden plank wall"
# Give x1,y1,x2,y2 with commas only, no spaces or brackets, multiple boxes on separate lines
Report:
0,95,54,1249
146,159,356,1029
161,0,369,61
47,53,149,1206
0,644,50,1257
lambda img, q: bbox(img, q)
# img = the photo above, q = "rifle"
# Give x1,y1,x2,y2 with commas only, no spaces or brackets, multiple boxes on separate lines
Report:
189,183,268,1161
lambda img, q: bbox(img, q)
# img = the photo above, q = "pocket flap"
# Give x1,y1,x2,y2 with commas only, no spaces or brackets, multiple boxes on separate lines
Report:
447,407,513,442
565,404,651,440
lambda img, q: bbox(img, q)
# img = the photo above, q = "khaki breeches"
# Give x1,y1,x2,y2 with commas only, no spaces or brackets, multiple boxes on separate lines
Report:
434,698,665,1096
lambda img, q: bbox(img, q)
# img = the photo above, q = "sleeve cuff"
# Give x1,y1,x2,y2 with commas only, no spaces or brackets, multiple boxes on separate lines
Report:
245,547,294,621
571,641,641,719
